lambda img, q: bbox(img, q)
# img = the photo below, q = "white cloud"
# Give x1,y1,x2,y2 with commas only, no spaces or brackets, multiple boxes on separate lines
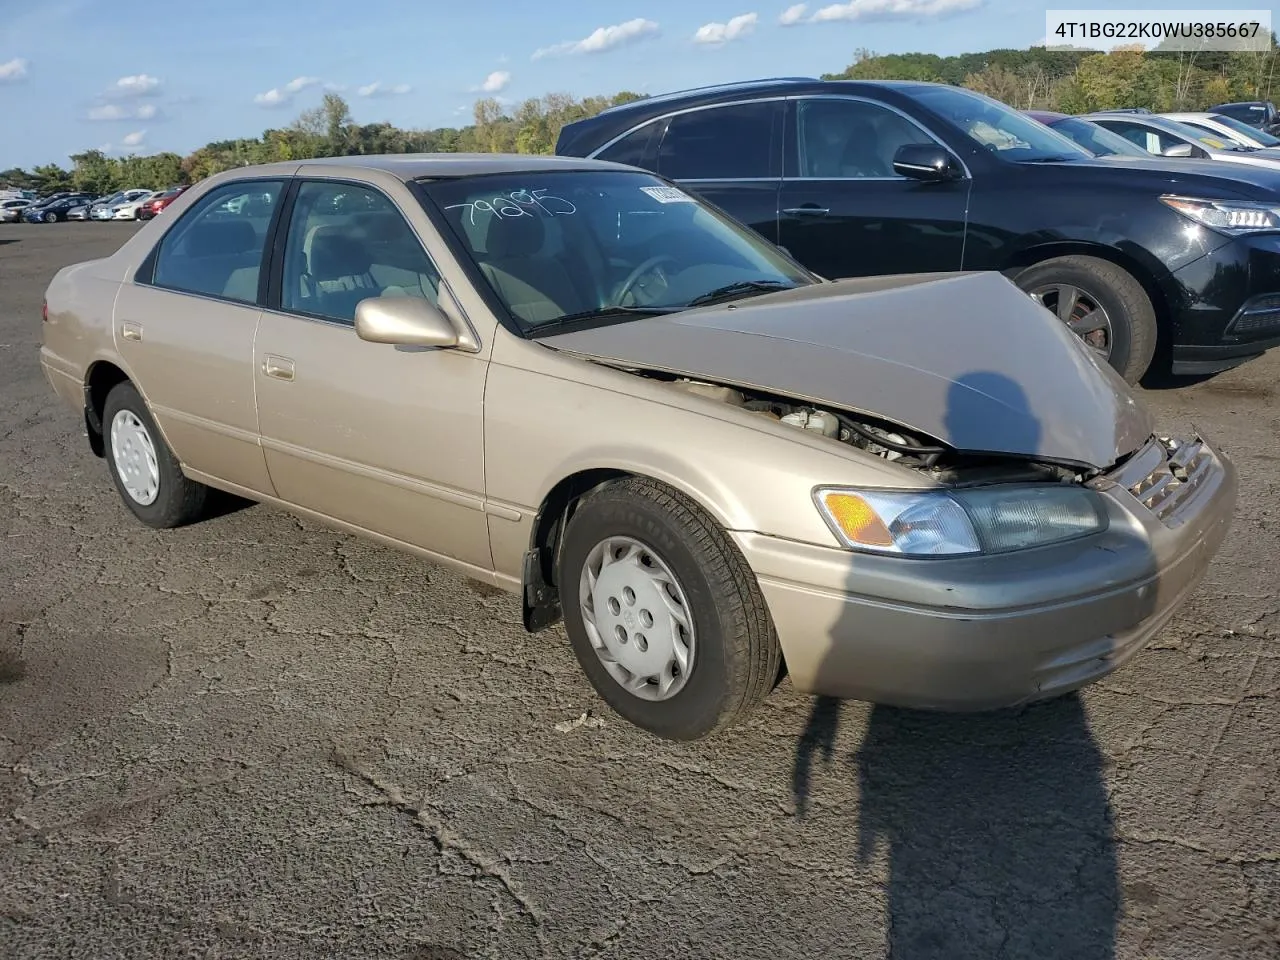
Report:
807,0,980,23
357,81,412,97
88,103,127,121
112,73,161,97
0,58,28,81
121,130,146,147
694,12,758,44
532,18,659,59
254,75,321,106
477,70,511,93
87,101,160,121
779,3,808,24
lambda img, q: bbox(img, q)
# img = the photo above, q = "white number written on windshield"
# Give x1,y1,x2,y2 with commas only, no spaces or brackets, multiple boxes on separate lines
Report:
444,188,577,225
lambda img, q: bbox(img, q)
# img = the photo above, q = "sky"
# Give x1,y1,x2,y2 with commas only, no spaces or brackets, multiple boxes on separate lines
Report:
0,0,1247,170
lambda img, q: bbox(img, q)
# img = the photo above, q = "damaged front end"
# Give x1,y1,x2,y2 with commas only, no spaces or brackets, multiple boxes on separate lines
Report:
655,373,1111,488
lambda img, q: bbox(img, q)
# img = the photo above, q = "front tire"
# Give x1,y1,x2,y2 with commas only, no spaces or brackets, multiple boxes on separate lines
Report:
43,211,57,223
558,476,781,741
102,381,210,528
1014,255,1158,384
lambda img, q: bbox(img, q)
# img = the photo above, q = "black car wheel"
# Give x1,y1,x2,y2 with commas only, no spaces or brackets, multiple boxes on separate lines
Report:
557,475,782,741
1014,255,1157,384
43,210,58,223
102,381,211,529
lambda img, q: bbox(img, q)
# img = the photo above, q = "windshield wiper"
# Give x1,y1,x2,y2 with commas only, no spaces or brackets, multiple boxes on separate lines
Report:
1017,155,1082,163
528,304,680,336
685,279,795,308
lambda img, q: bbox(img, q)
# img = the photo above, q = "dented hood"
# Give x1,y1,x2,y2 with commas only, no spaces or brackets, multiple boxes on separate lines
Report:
539,271,1153,470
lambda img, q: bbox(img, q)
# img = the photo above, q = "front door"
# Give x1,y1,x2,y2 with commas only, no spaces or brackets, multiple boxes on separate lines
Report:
777,96,970,279
252,178,491,572
113,177,288,494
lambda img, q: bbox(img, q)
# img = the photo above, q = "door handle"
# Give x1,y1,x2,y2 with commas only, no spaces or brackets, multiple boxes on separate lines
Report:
120,321,143,341
783,206,830,217
262,355,295,381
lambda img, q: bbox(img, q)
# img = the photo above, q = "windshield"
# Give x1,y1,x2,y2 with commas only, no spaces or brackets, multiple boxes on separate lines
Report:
1047,117,1150,158
1207,113,1280,146
418,170,815,331
1156,117,1249,150
912,85,1093,162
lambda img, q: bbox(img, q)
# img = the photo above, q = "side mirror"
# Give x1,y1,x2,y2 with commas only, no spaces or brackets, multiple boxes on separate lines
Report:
892,143,962,182
1162,142,1195,158
354,295,459,348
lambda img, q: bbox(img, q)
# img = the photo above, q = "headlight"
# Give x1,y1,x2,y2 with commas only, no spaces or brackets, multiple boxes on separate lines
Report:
813,485,1108,558
1160,196,1280,235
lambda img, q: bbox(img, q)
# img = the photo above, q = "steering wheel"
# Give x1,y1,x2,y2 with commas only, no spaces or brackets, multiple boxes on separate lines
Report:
614,254,678,306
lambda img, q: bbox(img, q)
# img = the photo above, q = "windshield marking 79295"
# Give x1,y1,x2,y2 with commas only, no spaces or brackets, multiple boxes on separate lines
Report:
444,188,577,225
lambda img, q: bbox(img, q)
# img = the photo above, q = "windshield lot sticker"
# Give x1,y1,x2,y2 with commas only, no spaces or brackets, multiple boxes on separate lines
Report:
445,189,577,225
641,186,694,204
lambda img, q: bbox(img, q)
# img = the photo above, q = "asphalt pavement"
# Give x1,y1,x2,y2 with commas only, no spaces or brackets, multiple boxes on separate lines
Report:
1,222,1277,959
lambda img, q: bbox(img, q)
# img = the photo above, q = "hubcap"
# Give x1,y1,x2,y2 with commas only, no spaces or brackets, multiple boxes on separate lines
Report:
578,536,696,701
1028,283,1114,361
109,410,161,506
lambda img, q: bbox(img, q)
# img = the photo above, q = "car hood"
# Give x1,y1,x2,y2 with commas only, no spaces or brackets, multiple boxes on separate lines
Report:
539,271,1154,471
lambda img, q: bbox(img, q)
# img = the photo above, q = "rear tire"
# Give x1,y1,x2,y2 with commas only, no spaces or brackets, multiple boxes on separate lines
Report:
102,381,210,529
558,476,781,741
1013,255,1157,384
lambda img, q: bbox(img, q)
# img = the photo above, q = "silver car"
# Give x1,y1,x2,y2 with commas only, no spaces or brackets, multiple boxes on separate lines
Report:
1088,111,1280,170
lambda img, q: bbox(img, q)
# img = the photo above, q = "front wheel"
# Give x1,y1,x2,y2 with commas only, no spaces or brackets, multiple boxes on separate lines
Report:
1014,255,1158,384
102,381,210,528
43,211,57,223
558,476,782,740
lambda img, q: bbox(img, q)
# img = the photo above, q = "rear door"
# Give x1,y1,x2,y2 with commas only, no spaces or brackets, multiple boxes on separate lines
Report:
597,100,784,244
113,177,287,494
776,95,970,280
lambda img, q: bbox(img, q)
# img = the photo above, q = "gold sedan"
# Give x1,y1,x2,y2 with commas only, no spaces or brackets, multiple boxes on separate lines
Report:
39,155,1237,740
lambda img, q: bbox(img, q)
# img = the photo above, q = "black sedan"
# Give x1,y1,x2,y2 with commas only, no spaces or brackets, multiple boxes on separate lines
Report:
556,78,1280,383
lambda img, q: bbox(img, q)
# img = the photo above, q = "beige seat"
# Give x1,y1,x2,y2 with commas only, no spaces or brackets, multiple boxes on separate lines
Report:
478,213,590,324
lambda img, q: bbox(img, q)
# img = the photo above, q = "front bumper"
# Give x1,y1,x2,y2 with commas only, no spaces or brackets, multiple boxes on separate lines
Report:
735,433,1237,710
1165,232,1280,374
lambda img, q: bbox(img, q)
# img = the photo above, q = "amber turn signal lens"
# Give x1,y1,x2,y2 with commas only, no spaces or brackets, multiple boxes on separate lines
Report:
820,492,895,547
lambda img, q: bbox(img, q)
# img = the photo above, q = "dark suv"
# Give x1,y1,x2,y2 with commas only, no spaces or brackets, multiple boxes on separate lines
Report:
556,78,1280,383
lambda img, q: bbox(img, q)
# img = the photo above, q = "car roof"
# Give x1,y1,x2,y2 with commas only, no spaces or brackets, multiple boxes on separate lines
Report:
554,78,963,155
1025,109,1069,122
211,153,630,184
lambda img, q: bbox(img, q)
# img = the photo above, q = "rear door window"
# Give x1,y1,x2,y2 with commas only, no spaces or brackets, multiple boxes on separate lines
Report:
147,180,284,303
655,101,781,180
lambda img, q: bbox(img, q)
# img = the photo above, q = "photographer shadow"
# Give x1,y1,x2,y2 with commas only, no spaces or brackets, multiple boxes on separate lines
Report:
790,370,1138,958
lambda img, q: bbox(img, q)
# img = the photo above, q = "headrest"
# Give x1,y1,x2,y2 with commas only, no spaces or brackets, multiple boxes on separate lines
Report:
484,212,546,259
310,232,372,280
354,212,410,243
186,219,256,257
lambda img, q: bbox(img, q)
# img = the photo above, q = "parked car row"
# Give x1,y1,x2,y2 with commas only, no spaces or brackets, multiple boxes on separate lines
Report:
2,186,190,223
553,78,1280,385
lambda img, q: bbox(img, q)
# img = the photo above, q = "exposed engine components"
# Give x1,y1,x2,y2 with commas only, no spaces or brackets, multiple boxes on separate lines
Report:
656,374,1088,483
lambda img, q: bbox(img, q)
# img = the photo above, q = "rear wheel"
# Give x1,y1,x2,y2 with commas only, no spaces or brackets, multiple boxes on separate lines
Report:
558,476,781,741
1014,255,1157,384
102,381,210,528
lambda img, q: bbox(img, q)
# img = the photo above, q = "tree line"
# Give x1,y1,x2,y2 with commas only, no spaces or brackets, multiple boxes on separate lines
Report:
3,40,1276,197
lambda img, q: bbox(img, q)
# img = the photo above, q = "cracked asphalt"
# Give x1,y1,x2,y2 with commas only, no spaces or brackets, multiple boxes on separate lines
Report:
1,222,1277,960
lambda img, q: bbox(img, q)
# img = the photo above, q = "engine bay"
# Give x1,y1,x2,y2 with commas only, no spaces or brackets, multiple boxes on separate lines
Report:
659,375,1097,486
